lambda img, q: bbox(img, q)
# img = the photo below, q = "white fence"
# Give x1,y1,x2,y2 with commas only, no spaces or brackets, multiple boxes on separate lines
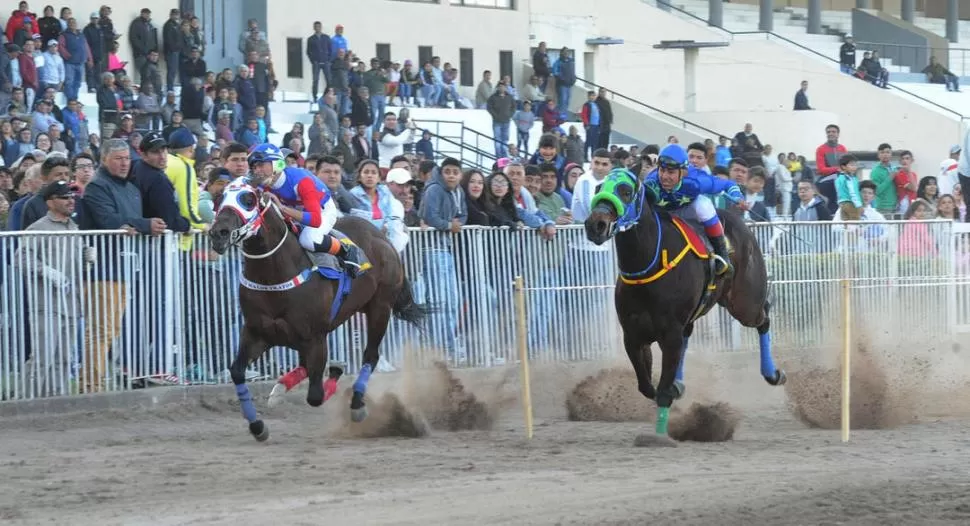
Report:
0,219,963,401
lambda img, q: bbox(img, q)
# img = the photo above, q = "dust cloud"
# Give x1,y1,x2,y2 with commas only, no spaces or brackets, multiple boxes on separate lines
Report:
566,367,653,422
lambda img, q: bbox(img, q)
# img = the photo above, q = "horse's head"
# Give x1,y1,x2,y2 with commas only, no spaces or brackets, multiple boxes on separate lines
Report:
586,168,641,245
209,178,275,255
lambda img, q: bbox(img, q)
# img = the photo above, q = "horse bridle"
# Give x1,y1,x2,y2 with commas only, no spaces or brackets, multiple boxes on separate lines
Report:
226,192,291,260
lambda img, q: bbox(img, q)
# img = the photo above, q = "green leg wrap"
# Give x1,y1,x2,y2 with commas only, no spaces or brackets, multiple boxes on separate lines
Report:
655,406,670,435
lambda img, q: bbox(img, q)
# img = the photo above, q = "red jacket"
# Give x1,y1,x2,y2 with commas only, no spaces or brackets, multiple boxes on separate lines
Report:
5,10,34,43
17,53,38,90
893,169,918,206
815,142,847,176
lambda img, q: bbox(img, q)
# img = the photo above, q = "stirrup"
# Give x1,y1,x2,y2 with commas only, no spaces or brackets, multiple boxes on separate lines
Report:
713,254,732,276
342,259,362,278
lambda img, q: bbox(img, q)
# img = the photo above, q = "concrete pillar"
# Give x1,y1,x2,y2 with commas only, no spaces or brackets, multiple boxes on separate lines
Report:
685,48,699,112
901,0,914,23
807,0,822,34
657,0,670,12
709,0,723,28
855,0,869,8
759,0,774,32
947,0,959,43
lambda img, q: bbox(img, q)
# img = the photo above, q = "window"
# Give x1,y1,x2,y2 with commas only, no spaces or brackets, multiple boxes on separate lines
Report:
499,51,513,83
459,48,474,87
286,38,303,79
418,46,433,68
376,43,391,64
450,0,514,8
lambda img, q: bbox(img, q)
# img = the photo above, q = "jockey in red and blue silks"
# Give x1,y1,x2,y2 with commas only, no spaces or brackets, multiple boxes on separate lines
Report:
643,143,749,276
247,143,365,277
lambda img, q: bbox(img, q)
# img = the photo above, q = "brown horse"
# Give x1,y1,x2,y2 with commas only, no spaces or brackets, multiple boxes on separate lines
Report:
209,180,427,442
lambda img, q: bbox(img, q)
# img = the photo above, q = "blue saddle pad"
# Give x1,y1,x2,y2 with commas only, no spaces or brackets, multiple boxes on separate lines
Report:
302,253,352,322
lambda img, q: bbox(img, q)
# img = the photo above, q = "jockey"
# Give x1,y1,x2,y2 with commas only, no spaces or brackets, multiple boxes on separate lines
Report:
247,143,365,277
644,143,748,276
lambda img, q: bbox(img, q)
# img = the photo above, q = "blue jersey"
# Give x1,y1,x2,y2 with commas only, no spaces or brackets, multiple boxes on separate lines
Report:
643,166,743,211
264,166,332,227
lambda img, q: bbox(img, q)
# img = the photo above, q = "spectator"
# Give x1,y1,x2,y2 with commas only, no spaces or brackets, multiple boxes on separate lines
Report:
21,155,70,228
363,58,388,129
377,112,416,168
17,179,92,397
839,35,856,74
773,152,794,216
399,60,419,107
815,123,846,176
242,25,270,61
6,3,36,43
331,49,351,114
532,42,550,93
128,8,158,84
180,77,206,135
37,5,60,42
188,16,204,56
18,41,39,110
563,126,583,166
97,6,116,58
140,50,162,96
7,162,41,230
861,51,889,88
898,198,936,257
237,19,265,59
594,88,613,149
922,56,959,92
330,24,348,57
317,155,365,215
135,83,161,128
482,172,518,227
418,157,466,359
306,21,331,101
834,154,862,220
162,110,184,141
233,64,256,117
940,144,960,196
552,47,576,112
792,179,832,221
571,148,612,222
461,168,489,226
79,139,165,392
487,82,515,158
161,9,181,92
870,142,897,218
742,167,771,221
687,142,709,174
70,152,95,192
281,122,305,153
540,98,562,132
57,18,90,103
475,70,493,109
793,80,812,110
199,167,229,222
917,175,939,213
937,194,958,221
894,150,917,214
112,113,135,141
131,130,189,234
580,90,600,160
31,98,60,137
82,12,103,91
165,128,206,250
512,101,535,154
180,47,205,88
535,163,572,225
319,91,339,144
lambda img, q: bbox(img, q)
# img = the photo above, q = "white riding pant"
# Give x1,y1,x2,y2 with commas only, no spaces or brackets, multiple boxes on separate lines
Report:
297,199,339,251
670,195,717,223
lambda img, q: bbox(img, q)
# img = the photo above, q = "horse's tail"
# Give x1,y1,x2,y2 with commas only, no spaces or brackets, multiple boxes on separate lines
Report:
392,277,432,328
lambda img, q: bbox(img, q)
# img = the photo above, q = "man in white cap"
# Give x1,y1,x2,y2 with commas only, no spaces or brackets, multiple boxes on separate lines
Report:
940,144,961,197
39,38,64,93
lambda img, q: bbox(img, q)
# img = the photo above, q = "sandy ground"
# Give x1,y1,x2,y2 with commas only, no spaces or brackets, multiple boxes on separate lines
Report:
2,346,970,526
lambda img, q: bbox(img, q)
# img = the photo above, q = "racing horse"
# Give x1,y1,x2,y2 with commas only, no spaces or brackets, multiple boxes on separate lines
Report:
209,179,428,441
584,169,785,439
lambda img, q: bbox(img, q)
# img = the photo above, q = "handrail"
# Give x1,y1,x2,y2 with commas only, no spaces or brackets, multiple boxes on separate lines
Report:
855,40,970,76
572,74,730,139
426,130,497,171
653,0,966,120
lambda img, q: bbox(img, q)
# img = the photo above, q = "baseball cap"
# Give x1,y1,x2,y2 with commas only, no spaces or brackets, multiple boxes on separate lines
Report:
385,167,412,185
168,128,197,150
46,39,57,47
90,11,99,19
40,180,76,200
951,145,962,155
120,113,133,121
141,131,167,152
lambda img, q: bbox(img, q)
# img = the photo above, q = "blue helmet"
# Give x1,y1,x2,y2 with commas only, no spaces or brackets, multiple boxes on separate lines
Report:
657,144,688,170
248,143,285,167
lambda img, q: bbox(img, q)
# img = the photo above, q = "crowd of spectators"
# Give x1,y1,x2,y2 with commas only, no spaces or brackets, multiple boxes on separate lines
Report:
0,4,963,396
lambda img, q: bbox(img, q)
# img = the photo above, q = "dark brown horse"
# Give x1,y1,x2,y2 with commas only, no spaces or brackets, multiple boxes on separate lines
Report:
584,168,785,441
209,179,427,441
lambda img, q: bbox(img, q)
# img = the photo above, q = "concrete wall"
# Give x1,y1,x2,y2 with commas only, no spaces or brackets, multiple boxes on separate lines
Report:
534,0,960,172
266,0,530,94
852,8,951,70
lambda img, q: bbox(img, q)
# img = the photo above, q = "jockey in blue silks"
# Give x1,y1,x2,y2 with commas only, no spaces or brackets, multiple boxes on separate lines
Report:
247,143,365,277
643,143,748,276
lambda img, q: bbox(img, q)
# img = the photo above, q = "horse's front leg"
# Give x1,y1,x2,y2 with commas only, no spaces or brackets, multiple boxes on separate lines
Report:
654,328,687,437
268,355,308,407
229,328,271,441
304,339,329,407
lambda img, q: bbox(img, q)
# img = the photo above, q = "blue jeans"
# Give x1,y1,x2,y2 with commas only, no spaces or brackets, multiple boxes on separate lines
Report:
64,63,83,102
421,84,439,107
398,83,412,102
585,125,600,160
493,122,510,157
338,90,352,115
165,52,180,91
370,95,386,128
517,129,529,153
421,249,460,358
311,62,331,99
945,74,960,91
557,84,572,112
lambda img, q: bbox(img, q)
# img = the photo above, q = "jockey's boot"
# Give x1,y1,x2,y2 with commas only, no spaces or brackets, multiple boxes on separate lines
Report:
314,235,364,278
709,235,734,277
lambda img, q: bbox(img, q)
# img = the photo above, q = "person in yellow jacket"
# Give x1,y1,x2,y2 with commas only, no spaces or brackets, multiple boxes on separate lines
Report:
164,127,209,250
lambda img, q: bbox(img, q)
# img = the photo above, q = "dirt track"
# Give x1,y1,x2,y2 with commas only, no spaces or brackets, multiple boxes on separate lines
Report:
2,357,970,526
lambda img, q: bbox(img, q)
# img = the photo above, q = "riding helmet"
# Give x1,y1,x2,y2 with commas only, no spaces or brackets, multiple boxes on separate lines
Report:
657,143,688,170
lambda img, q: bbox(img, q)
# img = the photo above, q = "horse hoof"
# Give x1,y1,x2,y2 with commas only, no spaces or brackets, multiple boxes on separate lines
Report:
250,420,269,442
765,369,787,386
350,406,369,423
672,381,686,399
634,434,678,448
306,396,324,408
267,383,286,407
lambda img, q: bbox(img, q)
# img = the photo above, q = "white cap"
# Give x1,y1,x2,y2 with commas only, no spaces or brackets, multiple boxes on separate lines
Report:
385,167,412,185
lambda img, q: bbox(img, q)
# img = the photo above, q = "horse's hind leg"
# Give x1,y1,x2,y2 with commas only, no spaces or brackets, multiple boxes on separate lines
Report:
305,340,329,407
268,355,308,407
756,302,786,387
350,302,392,423
229,328,271,441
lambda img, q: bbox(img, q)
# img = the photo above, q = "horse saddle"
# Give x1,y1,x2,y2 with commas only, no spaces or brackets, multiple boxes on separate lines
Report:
303,229,373,275
669,216,732,322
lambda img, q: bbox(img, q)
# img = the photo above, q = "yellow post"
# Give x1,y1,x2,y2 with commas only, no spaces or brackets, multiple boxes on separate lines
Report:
513,276,535,440
841,279,851,443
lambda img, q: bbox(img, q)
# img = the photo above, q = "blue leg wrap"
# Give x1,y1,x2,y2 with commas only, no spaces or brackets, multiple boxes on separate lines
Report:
675,337,688,382
353,363,373,395
235,383,258,423
759,331,777,378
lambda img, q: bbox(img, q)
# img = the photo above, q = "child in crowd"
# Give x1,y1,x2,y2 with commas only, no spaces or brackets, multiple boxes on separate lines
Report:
835,154,862,220
893,150,917,214
793,179,832,221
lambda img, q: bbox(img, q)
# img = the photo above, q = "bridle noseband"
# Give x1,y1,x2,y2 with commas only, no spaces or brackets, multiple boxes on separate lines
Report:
224,189,292,260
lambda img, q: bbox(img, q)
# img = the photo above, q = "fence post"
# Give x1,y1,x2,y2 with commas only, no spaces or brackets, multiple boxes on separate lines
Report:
513,275,534,439
840,279,851,443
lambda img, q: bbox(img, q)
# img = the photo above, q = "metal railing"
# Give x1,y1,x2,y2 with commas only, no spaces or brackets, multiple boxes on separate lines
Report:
653,0,966,120
420,118,500,169
0,219,963,402
855,40,970,78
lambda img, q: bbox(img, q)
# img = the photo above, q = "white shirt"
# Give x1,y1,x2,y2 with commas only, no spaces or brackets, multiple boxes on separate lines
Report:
570,170,610,252
939,157,959,196
377,128,416,168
